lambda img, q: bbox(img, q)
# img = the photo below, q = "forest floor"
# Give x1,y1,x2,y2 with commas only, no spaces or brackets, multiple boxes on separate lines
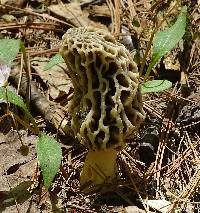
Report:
0,0,200,212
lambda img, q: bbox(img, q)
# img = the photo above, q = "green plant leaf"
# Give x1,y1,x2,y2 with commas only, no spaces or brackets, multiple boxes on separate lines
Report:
145,6,187,80
37,134,62,189
2,181,33,205
152,6,187,62
0,87,29,112
43,54,64,71
0,39,21,65
0,86,40,134
132,19,140,27
140,80,172,94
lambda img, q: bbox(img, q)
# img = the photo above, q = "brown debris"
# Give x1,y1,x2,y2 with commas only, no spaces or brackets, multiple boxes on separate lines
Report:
0,0,200,212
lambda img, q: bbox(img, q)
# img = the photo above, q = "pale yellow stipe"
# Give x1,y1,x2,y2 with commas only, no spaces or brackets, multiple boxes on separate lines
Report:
80,148,118,187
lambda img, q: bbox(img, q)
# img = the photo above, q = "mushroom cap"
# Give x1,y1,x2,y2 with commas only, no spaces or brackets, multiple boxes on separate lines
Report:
60,27,145,151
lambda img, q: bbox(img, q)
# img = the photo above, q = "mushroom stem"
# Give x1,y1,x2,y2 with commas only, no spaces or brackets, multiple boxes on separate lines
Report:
80,148,118,187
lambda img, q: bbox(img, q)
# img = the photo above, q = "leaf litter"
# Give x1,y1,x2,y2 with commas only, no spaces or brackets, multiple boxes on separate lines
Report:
0,0,200,212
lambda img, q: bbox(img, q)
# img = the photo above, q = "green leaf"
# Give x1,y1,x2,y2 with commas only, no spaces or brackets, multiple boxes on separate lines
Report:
0,39,21,65
152,6,187,62
37,134,62,189
0,87,39,134
2,181,33,205
132,19,140,27
0,87,28,113
145,6,187,79
43,54,64,71
140,80,172,94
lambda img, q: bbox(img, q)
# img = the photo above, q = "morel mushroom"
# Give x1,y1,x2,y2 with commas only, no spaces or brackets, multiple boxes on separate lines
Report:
60,27,145,188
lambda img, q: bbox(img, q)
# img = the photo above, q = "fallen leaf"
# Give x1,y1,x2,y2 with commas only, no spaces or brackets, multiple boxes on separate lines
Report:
125,205,150,213
48,2,106,28
48,2,91,27
31,57,73,100
146,199,171,213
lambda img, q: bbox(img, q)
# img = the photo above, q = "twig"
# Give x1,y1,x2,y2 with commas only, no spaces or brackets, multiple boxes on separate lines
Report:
0,3,73,27
0,22,63,31
106,0,115,34
113,0,121,37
